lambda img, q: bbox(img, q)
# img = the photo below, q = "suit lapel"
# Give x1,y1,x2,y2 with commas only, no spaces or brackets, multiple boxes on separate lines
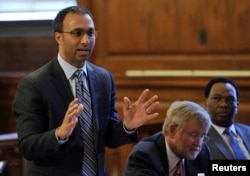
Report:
50,58,74,106
85,62,99,137
155,134,169,175
208,127,235,159
235,125,250,151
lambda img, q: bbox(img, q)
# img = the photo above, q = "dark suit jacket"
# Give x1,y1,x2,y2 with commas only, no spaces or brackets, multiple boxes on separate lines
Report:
122,132,211,176
12,57,138,176
206,124,250,159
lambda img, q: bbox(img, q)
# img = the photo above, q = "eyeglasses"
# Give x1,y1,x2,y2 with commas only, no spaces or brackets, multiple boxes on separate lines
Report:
175,123,210,143
187,132,210,143
60,29,98,39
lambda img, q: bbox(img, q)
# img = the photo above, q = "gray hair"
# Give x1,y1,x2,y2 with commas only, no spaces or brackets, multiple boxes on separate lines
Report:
162,100,211,135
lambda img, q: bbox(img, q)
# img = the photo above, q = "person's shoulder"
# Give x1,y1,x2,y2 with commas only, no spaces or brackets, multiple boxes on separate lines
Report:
128,132,164,161
235,123,250,130
86,62,114,81
87,62,109,73
21,58,56,84
207,125,217,136
133,132,163,149
143,131,163,141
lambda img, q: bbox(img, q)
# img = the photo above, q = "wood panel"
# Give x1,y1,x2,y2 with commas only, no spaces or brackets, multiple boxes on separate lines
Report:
90,0,250,79
0,74,24,133
0,37,57,72
102,0,250,52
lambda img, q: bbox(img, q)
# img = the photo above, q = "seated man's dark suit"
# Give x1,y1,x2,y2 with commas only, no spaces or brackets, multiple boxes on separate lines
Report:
123,132,211,176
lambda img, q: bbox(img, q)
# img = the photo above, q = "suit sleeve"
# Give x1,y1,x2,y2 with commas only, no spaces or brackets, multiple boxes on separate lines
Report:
95,70,138,148
12,76,63,160
123,150,159,176
122,139,167,176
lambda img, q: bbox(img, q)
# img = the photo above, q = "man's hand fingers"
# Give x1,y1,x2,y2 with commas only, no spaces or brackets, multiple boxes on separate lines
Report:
136,89,150,104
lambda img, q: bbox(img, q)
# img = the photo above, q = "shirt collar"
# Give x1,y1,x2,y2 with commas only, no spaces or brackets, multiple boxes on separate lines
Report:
212,123,236,135
57,53,88,80
165,141,182,172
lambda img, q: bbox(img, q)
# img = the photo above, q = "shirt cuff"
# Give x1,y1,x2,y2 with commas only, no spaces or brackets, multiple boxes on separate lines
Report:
55,129,68,145
123,121,136,134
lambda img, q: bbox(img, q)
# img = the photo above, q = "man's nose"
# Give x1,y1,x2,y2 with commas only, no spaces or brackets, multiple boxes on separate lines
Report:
219,98,229,108
80,34,89,44
194,137,203,147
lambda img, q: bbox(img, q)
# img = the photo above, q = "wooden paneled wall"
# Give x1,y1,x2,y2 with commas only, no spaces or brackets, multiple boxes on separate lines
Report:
1,0,250,176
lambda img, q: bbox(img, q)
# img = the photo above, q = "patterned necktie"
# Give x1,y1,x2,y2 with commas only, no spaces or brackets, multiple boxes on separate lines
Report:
173,160,182,176
74,69,97,176
224,128,246,160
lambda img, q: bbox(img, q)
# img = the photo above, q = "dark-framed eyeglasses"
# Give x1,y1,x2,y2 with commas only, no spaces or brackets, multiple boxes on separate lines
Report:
60,29,98,39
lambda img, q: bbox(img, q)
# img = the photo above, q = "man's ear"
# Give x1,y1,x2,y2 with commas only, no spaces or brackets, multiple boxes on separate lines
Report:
54,32,62,44
235,100,239,114
204,98,208,109
169,123,178,137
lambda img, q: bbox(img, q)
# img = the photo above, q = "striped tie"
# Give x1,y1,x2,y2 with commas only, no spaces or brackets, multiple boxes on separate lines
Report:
74,69,97,176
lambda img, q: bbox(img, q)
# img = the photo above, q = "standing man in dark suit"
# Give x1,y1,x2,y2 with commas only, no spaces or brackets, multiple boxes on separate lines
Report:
12,6,159,176
204,77,250,159
123,100,212,176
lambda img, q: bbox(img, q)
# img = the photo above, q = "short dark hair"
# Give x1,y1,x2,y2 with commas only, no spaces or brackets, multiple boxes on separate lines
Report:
204,77,239,99
53,6,94,33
